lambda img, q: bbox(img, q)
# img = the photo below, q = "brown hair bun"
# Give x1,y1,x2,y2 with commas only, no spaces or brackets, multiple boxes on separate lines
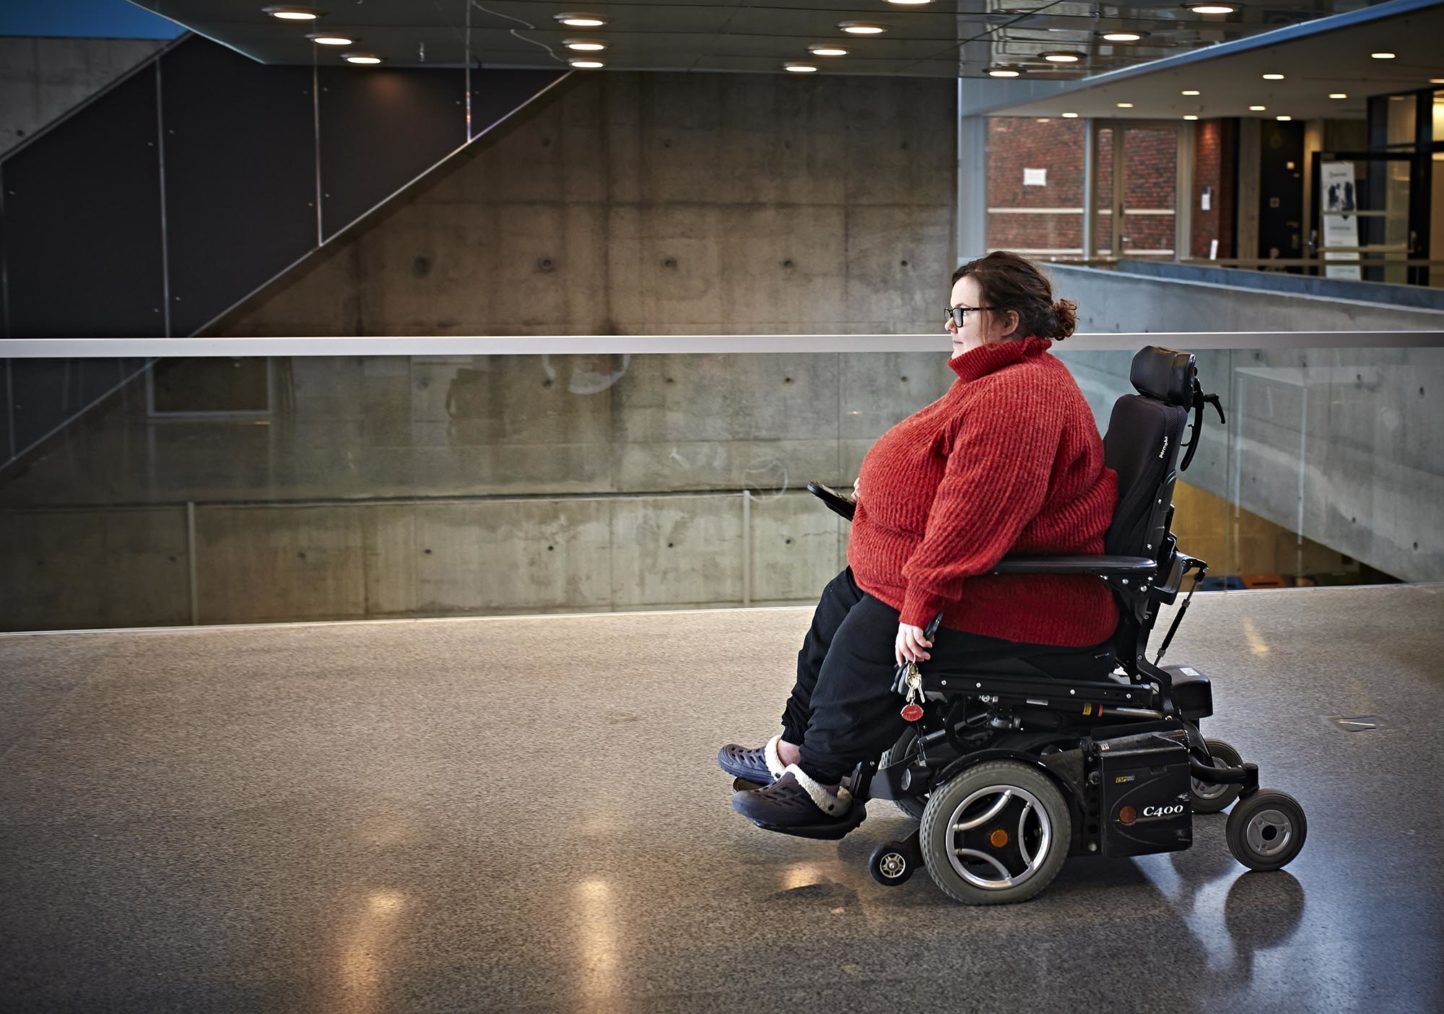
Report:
1052,298,1077,340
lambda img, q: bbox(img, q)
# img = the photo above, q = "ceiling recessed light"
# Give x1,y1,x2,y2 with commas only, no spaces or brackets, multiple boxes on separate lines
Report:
1116,102,1134,108
1329,92,1348,99
1262,73,1284,80
569,59,605,69
839,22,887,35
1101,31,1146,42
555,13,608,28
343,53,382,65
1276,115,1292,121
987,66,1022,78
885,0,933,5
1183,114,1199,120
1188,4,1236,14
809,45,848,57
565,39,606,52
785,62,818,73
1062,112,1079,118
1042,51,1086,63
1181,89,1201,96
1371,52,1397,60
263,5,321,20
1249,104,1266,111
306,33,352,46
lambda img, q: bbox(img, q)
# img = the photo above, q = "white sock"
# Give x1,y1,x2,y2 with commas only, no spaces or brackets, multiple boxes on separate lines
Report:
763,734,788,780
784,763,852,816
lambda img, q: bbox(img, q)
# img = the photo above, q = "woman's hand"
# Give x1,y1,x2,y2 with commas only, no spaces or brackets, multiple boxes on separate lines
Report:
895,623,933,666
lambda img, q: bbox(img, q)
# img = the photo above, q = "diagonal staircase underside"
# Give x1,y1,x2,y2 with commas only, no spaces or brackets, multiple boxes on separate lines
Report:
0,33,566,471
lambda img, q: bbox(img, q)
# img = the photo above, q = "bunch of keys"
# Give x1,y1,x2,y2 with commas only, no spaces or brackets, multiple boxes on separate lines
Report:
900,661,925,723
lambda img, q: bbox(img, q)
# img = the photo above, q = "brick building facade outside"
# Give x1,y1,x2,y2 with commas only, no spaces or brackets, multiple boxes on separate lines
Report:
985,117,1237,261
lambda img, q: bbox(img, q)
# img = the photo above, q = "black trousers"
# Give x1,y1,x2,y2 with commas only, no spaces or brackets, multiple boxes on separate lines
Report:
781,567,1111,784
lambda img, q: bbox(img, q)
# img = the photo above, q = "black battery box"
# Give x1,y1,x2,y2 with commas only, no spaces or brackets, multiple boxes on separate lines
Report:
1094,731,1193,857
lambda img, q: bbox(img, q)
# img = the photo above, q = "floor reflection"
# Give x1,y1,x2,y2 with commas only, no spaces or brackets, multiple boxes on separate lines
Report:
331,888,407,1014
575,878,622,1007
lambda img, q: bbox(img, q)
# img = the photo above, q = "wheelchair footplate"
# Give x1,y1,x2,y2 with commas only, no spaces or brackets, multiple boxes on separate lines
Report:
741,803,868,842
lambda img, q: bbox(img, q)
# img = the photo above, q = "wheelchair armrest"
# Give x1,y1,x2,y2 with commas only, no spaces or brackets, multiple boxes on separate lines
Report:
990,555,1158,577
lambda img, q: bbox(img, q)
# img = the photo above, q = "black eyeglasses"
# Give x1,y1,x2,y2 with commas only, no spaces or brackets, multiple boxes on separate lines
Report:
946,305,997,326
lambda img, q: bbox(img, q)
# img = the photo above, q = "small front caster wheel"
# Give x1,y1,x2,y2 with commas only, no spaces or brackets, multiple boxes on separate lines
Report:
1191,738,1244,814
869,842,917,886
1226,789,1307,871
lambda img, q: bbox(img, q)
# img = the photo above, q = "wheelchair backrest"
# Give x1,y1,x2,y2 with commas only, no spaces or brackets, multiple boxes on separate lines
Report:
1102,346,1196,561
1100,348,1198,668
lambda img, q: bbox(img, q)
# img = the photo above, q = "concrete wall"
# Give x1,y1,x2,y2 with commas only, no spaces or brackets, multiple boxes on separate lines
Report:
0,70,959,630
217,71,956,337
1050,264,1444,584
0,346,937,629
0,37,166,156
0,490,850,630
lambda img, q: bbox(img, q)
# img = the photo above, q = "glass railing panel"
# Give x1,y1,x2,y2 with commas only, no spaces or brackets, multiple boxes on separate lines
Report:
1,339,1438,631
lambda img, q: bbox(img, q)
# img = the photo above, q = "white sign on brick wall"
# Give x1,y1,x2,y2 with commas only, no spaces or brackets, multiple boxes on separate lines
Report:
1023,167,1047,187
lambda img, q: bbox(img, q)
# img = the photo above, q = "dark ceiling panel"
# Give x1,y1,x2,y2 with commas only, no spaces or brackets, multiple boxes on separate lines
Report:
161,36,318,335
128,0,1404,79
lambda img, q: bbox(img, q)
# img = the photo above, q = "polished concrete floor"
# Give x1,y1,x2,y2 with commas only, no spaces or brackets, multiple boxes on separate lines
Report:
1,585,1442,1013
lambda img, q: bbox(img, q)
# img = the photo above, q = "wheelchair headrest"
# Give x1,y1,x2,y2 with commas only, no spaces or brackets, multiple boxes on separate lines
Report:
1130,346,1197,407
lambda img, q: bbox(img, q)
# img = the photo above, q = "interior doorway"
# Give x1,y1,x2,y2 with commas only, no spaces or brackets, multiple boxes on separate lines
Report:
1087,121,1187,261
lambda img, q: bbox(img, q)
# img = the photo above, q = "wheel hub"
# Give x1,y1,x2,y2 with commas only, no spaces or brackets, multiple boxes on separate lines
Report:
878,852,907,879
944,785,1052,891
1244,807,1293,856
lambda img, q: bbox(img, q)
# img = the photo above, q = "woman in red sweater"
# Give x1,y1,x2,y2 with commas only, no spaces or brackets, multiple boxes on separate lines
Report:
721,251,1119,833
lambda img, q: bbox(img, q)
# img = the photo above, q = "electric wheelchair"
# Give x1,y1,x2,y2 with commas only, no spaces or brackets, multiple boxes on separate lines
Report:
767,345,1308,906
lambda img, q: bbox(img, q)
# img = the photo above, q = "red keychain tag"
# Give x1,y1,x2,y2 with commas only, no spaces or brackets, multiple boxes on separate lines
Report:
900,702,924,722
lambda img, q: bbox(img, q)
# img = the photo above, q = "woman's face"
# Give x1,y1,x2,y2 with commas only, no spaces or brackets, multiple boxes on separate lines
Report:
947,275,1017,359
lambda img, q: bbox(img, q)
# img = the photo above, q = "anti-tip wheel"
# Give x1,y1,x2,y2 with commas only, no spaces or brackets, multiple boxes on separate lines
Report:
1191,737,1244,814
869,842,917,886
1226,789,1307,872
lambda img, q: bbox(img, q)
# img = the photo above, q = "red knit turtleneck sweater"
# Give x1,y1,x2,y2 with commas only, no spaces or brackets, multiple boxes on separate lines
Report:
847,336,1119,647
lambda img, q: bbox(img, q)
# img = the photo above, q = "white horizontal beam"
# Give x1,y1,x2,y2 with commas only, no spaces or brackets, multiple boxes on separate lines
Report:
2,332,1443,358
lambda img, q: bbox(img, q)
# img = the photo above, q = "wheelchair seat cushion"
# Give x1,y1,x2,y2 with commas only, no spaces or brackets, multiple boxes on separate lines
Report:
938,641,1116,681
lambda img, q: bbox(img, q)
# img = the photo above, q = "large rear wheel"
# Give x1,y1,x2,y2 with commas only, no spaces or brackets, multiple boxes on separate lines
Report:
919,760,1071,906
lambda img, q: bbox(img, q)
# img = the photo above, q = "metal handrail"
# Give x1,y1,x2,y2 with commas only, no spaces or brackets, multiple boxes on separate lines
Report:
4,331,1444,359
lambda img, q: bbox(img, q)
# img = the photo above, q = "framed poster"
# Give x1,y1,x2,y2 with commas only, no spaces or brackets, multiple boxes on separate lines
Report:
1320,161,1361,280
